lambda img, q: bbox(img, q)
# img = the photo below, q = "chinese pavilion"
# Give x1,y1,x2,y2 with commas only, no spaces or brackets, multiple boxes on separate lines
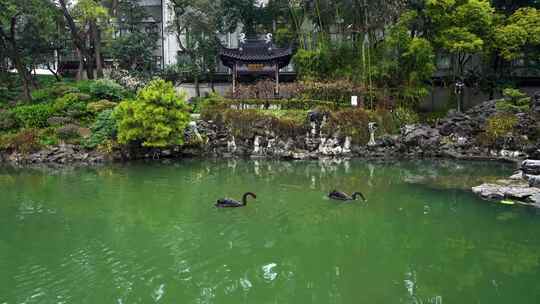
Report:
219,34,294,95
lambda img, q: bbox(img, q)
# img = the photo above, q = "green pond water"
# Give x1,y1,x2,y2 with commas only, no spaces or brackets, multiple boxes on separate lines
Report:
1,159,540,303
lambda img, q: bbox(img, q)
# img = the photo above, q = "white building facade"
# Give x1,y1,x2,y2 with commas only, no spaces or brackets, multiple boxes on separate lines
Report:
140,0,293,73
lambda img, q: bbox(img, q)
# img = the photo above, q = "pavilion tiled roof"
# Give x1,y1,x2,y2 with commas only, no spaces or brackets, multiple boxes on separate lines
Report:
219,39,293,69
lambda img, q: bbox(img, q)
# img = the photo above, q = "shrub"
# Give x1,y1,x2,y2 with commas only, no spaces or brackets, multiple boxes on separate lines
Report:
219,109,307,139
39,127,59,146
371,108,399,135
0,133,12,151
484,113,519,145
57,124,81,141
53,93,91,113
10,104,54,128
268,111,308,137
325,108,371,144
496,88,531,112
222,110,268,139
31,83,80,103
83,109,117,148
0,110,18,130
89,79,127,101
392,107,420,127
87,100,117,113
31,89,55,104
47,116,73,127
194,93,227,116
114,79,190,147
293,43,365,81
73,80,94,95
299,80,366,106
0,129,42,153
293,48,326,79
0,85,17,103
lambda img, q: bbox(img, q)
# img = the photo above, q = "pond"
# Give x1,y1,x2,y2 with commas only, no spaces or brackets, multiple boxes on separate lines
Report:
1,159,540,303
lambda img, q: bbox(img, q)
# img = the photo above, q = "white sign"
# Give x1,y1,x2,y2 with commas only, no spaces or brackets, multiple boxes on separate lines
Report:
351,96,358,107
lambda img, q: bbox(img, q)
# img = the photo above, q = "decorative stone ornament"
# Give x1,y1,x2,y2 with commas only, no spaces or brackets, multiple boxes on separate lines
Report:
368,122,378,146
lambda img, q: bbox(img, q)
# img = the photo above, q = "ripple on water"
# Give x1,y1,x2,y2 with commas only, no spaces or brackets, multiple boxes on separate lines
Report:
262,263,278,281
2,160,539,303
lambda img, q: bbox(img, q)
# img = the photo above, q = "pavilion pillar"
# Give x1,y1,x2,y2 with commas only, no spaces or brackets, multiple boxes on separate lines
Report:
232,63,237,95
274,63,279,97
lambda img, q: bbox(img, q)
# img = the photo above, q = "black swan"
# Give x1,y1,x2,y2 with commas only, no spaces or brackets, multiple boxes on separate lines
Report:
328,190,366,201
215,192,257,208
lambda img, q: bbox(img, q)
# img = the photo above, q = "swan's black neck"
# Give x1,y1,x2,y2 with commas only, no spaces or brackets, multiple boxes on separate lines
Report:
352,192,365,201
242,192,256,205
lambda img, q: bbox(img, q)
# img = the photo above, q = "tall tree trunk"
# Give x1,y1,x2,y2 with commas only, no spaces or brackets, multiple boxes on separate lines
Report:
194,75,201,97
91,22,104,78
85,53,95,80
111,0,119,17
58,0,95,80
12,55,32,102
210,74,215,92
46,62,62,82
0,17,34,102
76,47,84,80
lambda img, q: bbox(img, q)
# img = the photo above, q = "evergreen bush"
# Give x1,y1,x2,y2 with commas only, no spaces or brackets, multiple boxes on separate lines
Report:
496,88,531,112
114,79,190,147
83,109,117,148
10,104,54,128
88,79,127,101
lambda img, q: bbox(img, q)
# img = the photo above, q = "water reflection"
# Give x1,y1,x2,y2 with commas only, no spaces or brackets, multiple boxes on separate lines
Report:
0,159,539,303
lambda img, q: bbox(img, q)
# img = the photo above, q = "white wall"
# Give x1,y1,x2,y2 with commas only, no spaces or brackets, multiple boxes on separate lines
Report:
177,83,232,100
162,0,179,66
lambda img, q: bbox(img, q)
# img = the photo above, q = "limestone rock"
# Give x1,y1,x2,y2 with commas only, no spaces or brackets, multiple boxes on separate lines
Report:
472,182,540,201
521,159,540,175
401,124,441,149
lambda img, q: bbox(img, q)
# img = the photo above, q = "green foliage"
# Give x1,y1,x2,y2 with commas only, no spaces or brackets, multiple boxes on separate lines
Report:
110,32,159,73
0,111,18,130
484,113,518,144
10,104,54,128
53,93,91,114
87,100,117,113
424,0,494,77
110,0,159,72
30,84,80,104
83,109,117,149
0,129,42,153
495,8,540,60
421,110,450,125
56,124,81,141
439,27,484,54
219,109,307,139
274,28,294,46
167,0,221,84
198,96,344,123
0,84,18,103
114,79,190,147
73,80,94,95
393,107,420,127
322,107,403,143
197,92,227,116
325,109,371,144
496,88,531,112
299,80,366,105
1,0,61,102
38,127,59,146
88,79,127,101
293,44,362,81
375,11,436,106
293,49,327,79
